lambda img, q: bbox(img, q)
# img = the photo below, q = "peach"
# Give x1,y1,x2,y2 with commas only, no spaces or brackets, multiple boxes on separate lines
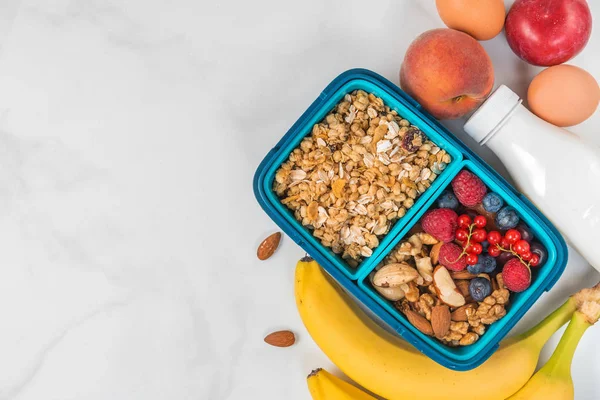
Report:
400,29,494,120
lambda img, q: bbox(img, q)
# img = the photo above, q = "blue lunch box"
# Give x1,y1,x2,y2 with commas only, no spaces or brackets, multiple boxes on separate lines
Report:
253,69,567,371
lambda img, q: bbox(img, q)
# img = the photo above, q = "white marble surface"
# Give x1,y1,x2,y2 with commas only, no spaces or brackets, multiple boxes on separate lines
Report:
0,0,597,399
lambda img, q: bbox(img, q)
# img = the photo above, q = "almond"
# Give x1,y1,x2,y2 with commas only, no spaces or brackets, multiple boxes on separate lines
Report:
257,232,282,260
430,242,443,265
450,270,477,280
264,330,295,347
404,309,434,336
451,304,476,322
433,266,466,308
431,305,451,339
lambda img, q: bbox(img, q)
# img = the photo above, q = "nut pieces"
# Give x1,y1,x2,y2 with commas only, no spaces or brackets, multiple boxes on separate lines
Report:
415,256,434,283
431,305,451,339
430,242,443,265
459,332,479,346
455,280,472,301
450,270,477,280
433,266,466,308
374,229,511,347
370,231,441,302
403,281,421,302
373,284,406,301
373,263,420,287
418,293,436,320
451,304,475,322
405,309,435,336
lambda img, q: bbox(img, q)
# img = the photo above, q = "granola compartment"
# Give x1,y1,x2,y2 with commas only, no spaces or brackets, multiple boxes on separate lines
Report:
264,81,461,279
274,90,452,267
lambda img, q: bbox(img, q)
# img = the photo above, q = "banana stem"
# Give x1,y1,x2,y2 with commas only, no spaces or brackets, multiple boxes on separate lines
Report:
542,311,591,377
308,368,322,378
515,298,577,350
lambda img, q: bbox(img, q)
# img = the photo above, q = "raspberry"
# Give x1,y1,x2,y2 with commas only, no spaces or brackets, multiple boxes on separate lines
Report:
502,258,532,292
451,170,487,207
439,243,467,271
421,208,458,242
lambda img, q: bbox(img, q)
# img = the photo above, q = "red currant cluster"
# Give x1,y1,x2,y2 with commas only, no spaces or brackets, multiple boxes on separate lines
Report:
454,214,542,268
487,229,541,267
455,214,488,266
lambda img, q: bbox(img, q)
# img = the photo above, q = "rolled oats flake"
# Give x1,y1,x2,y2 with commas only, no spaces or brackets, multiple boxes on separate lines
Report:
273,90,451,264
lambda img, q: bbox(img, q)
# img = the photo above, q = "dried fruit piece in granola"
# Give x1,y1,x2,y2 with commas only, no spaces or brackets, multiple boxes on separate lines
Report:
331,178,347,198
402,127,424,153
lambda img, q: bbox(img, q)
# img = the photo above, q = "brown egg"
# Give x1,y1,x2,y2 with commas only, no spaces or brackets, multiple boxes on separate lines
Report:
436,0,505,41
528,65,600,127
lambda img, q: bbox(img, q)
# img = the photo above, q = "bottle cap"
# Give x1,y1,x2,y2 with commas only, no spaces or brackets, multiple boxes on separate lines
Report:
464,85,522,145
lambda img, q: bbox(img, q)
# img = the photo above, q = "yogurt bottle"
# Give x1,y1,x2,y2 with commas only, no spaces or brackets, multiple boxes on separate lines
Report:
464,85,600,271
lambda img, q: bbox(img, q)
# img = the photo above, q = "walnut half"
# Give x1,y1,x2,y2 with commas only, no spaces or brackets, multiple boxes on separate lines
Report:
459,332,479,346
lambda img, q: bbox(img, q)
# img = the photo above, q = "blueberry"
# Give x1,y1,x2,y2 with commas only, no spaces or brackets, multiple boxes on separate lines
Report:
516,223,535,242
480,254,497,273
496,206,520,230
530,242,548,266
467,263,483,274
482,192,504,213
468,254,496,274
481,240,490,252
469,278,492,302
437,190,459,209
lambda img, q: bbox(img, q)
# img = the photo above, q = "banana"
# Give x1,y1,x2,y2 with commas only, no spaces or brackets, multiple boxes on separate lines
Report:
508,309,598,400
295,257,578,400
307,368,376,400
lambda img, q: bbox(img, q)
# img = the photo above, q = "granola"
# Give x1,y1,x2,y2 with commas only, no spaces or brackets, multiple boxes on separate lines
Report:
274,90,451,265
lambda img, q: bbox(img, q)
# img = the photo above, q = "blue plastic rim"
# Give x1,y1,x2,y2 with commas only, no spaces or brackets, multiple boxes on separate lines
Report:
253,69,568,370
357,160,564,364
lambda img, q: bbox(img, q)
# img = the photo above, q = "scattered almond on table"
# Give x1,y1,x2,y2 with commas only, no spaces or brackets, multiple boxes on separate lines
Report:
257,232,282,260
264,330,296,347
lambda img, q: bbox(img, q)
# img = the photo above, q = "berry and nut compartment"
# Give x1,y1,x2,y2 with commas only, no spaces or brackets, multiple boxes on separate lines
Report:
255,70,567,370
258,74,462,279
357,160,564,363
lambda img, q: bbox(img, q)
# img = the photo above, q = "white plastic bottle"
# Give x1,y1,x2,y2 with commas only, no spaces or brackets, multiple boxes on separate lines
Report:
464,85,600,271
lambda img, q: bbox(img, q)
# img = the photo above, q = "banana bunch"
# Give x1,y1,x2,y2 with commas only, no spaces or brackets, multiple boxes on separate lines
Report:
296,257,600,400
